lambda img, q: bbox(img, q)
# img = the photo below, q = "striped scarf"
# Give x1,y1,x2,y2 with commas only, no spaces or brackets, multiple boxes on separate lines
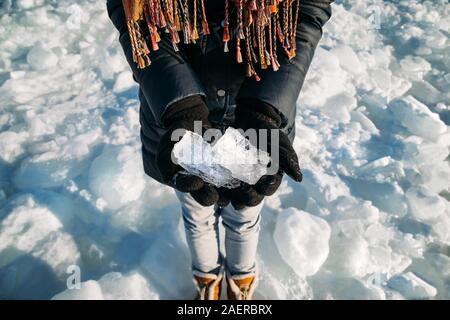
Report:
122,0,300,81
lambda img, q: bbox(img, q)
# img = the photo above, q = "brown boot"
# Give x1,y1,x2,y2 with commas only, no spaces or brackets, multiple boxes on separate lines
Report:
226,271,257,300
194,271,223,300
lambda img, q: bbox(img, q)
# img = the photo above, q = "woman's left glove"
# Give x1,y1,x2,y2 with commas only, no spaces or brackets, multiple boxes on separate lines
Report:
156,95,220,207
227,99,303,209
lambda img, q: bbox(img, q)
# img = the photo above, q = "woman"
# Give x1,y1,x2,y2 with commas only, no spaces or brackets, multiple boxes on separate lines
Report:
107,0,333,300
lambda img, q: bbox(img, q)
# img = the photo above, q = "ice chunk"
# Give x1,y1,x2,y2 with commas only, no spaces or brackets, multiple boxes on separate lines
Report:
27,44,58,71
405,186,446,222
418,161,450,194
390,96,447,141
390,233,425,260
388,272,437,299
113,71,135,93
0,131,29,163
389,75,413,99
410,81,445,105
13,156,87,189
334,197,381,224
140,227,195,299
213,128,271,185
403,138,450,166
13,129,102,189
310,274,385,300
399,56,431,82
52,280,103,300
300,169,351,207
273,208,331,277
52,272,159,300
89,146,146,210
331,45,363,74
172,128,270,187
430,211,450,245
0,194,80,276
325,220,387,277
98,272,159,300
14,0,46,10
300,47,346,108
350,110,380,135
369,68,392,97
322,93,357,123
409,253,450,298
326,231,370,278
345,177,408,217
423,29,447,49
172,129,235,187
356,157,405,183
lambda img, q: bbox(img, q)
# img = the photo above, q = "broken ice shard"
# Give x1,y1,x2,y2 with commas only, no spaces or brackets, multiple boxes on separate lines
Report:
213,128,271,185
172,130,238,188
172,128,271,188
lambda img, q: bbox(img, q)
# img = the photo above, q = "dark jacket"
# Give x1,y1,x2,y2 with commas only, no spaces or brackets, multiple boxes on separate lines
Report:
106,0,333,184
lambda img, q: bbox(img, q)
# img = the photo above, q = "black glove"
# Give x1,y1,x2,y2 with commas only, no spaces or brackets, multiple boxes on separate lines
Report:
229,99,303,209
156,95,219,207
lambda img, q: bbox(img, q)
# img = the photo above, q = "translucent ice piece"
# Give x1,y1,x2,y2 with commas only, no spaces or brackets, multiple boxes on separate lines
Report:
172,130,239,188
213,128,271,185
172,128,270,188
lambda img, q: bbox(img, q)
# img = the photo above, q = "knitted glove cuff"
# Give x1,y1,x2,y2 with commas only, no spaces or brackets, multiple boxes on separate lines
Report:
235,99,283,129
162,95,210,128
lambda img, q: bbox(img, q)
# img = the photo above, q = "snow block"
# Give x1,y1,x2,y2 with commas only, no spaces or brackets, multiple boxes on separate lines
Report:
388,272,437,299
390,96,447,142
274,208,331,277
89,145,146,210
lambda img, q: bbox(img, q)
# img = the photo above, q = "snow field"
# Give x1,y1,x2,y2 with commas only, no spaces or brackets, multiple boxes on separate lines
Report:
0,0,449,299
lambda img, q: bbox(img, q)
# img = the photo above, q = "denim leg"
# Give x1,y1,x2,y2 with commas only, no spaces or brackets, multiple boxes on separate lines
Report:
176,191,222,275
220,201,264,276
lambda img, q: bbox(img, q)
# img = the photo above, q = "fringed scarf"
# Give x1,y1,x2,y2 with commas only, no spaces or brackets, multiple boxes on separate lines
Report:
122,0,300,81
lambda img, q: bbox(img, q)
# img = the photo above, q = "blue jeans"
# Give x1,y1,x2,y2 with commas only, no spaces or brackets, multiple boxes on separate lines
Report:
176,191,263,277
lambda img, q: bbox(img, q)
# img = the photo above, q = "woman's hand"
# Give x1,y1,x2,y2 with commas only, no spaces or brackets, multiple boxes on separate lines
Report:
226,99,303,209
156,95,221,207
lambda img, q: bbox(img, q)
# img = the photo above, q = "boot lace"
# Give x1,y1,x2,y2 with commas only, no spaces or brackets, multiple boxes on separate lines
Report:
240,286,250,300
198,284,207,300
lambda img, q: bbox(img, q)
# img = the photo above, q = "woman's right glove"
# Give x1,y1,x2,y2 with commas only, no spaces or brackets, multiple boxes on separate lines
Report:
226,99,303,209
156,95,221,207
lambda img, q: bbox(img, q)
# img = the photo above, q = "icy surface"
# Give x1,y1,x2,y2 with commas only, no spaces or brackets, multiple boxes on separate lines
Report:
172,128,270,187
0,0,449,299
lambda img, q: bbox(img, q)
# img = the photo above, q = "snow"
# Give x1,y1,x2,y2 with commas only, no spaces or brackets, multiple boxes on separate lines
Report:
0,0,449,299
